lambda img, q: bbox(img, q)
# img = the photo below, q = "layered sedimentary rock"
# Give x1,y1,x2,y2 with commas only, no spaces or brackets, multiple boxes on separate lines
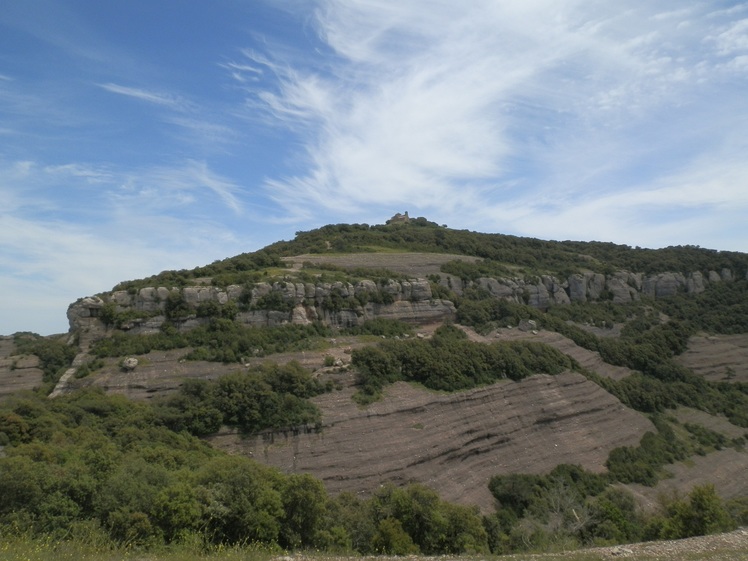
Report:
472,268,734,310
0,337,44,398
208,372,653,511
67,278,456,335
66,266,741,336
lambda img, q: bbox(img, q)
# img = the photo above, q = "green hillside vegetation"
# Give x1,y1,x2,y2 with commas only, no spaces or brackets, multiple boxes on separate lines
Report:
4,220,748,557
153,361,329,436
91,321,332,363
265,220,748,277
0,389,743,557
12,333,77,388
455,282,748,427
108,220,748,292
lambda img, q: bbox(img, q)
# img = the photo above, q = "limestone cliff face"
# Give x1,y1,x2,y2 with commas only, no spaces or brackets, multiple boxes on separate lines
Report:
66,278,456,335
66,267,743,336
472,268,740,309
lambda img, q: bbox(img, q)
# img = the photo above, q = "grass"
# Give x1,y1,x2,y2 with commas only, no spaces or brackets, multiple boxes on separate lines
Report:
3,533,748,561
0,536,279,561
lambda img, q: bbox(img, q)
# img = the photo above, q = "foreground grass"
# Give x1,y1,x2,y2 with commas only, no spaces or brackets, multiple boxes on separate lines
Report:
2,530,747,561
0,537,277,561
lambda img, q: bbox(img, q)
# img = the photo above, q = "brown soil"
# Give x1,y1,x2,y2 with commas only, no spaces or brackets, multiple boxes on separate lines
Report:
207,370,652,512
282,252,480,277
0,337,44,398
677,334,748,383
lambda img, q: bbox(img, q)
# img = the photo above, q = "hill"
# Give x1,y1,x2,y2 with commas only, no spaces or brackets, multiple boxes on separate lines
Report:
1,217,747,556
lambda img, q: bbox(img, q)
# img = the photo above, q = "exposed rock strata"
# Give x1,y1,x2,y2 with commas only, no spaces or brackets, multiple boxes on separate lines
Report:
67,278,456,335
68,265,740,338
207,372,653,512
0,337,44,398
676,334,748,383
475,269,724,309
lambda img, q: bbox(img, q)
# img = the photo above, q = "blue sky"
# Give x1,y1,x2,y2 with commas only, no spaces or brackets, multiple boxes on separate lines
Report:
2,1,747,335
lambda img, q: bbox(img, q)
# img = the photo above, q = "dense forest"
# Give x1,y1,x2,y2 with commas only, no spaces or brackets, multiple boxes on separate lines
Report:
2,219,748,556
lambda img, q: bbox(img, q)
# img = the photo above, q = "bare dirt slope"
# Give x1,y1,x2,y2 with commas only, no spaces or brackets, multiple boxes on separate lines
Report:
208,371,652,512
677,334,748,383
0,337,44,398
282,252,480,277
67,335,370,400
674,407,747,440
624,407,748,508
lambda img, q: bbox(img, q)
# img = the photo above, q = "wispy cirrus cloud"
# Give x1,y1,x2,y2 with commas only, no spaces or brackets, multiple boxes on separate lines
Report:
118,160,245,214
97,82,189,109
229,0,748,247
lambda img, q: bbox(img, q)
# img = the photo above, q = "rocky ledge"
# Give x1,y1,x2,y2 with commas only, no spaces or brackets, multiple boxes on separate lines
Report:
67,278,456,336
66,265,744,338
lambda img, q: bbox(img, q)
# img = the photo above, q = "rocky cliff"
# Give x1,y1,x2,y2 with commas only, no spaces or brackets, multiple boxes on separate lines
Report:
67,278,456,336
470,268,741,309
66,265,744,337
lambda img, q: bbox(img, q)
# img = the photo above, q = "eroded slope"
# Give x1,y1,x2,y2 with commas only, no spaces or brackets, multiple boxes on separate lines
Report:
677,334,748,383
208,371,652,511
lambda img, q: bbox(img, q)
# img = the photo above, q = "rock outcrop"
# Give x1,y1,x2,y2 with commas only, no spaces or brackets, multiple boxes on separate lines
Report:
0,336,44,398
67,278,456,335
469,268,731,310
66,266,740,337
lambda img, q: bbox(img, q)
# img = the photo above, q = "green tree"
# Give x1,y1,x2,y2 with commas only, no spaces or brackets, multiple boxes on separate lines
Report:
661,484,735,539
196,456,284,544
279,474,329,549
372,518,420,555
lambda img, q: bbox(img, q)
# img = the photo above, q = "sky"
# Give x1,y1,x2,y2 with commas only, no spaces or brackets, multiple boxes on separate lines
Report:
1,0,747,335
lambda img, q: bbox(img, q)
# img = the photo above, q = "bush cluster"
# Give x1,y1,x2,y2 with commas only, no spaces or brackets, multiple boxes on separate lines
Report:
153,361,328,436
486,464,736,552
351,324,576,403
455,288,748,427
13,333,78,385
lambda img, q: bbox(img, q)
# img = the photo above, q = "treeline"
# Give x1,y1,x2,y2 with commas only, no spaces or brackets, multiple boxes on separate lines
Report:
112,250,284,292
89,318,414,364
658,279,748,334
1,389,744,556
351,324,576,403
267,221,748,276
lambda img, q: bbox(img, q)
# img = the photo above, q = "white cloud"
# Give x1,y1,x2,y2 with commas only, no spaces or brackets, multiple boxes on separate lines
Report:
97,82,189,109
0,212,241,335
233,0,747,252
710,18,748,56
113,160,242,217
